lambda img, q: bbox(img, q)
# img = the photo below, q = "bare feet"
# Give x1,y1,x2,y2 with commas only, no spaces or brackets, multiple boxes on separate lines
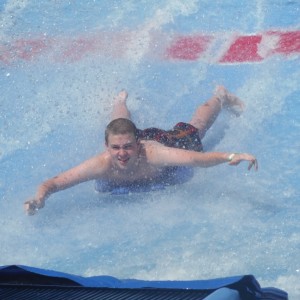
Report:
214,85,245,116
111,90,131,120
114,90,128,104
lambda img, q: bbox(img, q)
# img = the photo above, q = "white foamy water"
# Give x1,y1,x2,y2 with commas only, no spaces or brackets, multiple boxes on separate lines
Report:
1,0,299,298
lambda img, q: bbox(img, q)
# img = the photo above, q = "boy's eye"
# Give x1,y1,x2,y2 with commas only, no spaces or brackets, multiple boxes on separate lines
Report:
124,145,133,150
111,144,133,150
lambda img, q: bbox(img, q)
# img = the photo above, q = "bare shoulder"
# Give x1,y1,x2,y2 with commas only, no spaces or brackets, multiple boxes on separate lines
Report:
141,141,177,164
71,151,112,178
141,141,198,167
89,152,112,170
141,140,166,154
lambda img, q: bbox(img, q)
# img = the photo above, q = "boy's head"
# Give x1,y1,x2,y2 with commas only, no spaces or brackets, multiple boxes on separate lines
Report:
105,118,138,144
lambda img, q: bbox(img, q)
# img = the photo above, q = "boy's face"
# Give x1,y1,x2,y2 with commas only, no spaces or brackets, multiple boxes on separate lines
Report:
106,133,140,171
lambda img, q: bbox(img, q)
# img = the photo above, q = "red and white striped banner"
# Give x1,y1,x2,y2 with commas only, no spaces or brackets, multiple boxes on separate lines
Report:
1,30,299,65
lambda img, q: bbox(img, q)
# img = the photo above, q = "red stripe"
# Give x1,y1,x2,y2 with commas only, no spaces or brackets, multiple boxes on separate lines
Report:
219,35,263,63
271,30,300,54
0,37,49,63
165,35,212,60
1,30,299,65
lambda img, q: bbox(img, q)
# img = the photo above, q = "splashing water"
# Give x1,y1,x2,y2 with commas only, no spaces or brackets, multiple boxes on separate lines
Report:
0,0,299,299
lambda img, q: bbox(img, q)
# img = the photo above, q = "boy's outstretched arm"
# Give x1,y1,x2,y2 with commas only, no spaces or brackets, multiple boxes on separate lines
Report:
147,143,258,170
24,154,109,215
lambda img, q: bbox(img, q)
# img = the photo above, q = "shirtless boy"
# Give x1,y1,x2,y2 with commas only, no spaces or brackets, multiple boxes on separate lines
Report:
24,86,258,215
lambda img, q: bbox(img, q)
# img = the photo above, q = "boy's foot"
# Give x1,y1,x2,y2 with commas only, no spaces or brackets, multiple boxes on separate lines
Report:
214,85,245,116
114,90,128,103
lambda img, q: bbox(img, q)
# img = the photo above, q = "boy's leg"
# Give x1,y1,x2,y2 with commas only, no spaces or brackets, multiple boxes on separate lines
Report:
189,86,245,139
111,90,131,120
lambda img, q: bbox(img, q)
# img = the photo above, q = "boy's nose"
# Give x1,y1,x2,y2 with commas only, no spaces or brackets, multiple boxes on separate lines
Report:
118,148,127,156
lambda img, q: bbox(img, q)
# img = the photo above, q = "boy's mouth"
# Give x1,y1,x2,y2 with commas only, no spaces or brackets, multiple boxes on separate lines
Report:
118,157,129,164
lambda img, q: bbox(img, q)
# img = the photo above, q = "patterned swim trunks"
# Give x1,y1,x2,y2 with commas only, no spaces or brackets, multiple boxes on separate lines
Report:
137,122,203,152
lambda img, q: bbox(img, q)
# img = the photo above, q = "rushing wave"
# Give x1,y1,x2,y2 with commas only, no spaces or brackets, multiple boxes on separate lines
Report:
0,0,299,299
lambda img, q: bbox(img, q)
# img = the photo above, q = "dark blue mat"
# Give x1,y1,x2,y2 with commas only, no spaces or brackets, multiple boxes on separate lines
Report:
0,265,288,300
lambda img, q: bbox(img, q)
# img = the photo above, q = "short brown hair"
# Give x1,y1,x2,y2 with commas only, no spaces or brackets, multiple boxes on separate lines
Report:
105,118,139,144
